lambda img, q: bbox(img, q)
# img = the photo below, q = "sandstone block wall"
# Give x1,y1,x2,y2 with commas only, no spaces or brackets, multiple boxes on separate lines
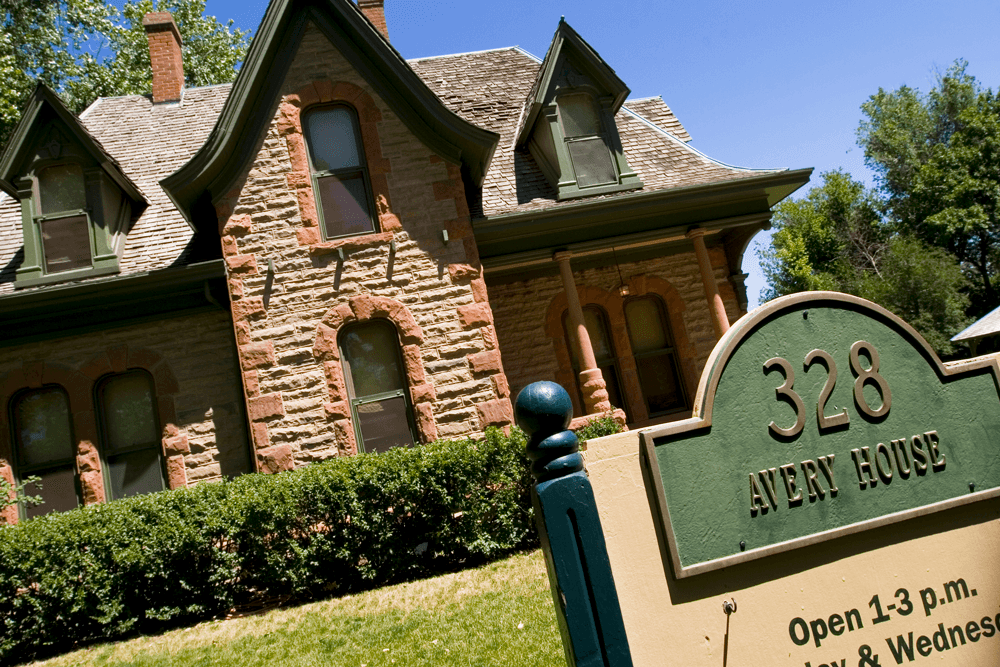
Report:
0,309,249,523
489,245,741,421
214,23,510,471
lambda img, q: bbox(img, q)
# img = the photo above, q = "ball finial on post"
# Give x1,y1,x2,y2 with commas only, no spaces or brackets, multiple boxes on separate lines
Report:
515,382,583,483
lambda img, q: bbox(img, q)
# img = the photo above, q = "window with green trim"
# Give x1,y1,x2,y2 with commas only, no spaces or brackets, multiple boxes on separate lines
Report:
97,370,165,500
339,320,416,453
557,93,618,188
10,386,80,519
526,91,642,201
302,105,376,239
623,296,688,416
35,163,92,273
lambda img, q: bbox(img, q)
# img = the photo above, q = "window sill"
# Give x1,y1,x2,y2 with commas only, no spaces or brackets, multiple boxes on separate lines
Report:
308,231,394,257
14,263,120,289
555,175,644,201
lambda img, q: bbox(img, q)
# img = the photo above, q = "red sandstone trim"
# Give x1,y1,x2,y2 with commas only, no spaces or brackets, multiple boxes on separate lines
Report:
278,80,397,246
313,295,438,445
308,231,394,257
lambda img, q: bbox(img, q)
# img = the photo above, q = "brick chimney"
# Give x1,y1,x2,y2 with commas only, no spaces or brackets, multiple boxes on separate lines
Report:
143,12,184,103
358,0,388,40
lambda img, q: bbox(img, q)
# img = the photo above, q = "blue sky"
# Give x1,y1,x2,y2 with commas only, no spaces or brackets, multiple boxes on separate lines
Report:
204,0,1000,307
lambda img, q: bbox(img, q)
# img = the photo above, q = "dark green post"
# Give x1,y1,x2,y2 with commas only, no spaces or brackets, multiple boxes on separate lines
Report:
515,381,633,667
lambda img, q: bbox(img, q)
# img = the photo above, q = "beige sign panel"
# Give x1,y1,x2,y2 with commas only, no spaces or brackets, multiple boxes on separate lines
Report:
584,431,1000,667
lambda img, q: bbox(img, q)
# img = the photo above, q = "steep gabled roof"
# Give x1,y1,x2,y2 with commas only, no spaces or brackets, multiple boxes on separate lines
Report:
162,0,499,226
514,19,630,148
0,83,146,210
0,85,230,297
412,48,806,220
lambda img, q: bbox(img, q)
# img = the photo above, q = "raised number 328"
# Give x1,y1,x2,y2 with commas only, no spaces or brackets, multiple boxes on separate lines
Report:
763,341,891,438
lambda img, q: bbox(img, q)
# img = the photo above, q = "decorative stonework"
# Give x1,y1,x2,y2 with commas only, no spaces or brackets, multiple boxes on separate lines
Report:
276,80,401,246
210,26,513,467
544,275,696,423
312,294,439,447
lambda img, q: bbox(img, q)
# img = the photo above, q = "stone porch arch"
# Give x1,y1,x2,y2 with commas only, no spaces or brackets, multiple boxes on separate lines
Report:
544,275,696,424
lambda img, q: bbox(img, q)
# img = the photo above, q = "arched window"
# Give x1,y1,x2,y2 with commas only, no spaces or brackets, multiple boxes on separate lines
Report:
10,386,79,519
302,105,375,239
35,163,92,273
339,320,416,453
563,305,626,418
624,296,687,416
96,370,165,499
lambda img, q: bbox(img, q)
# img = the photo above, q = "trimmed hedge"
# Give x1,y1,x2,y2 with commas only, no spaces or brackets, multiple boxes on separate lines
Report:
0,418,621,664
0,428,535,664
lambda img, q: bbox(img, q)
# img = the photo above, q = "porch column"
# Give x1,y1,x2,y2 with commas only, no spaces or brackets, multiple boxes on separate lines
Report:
553,250,611,414
687,228,729,339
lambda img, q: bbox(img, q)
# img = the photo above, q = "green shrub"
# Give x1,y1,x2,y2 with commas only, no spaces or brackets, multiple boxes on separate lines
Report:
0,418,615,664
574,413,623,442
0,430,534,664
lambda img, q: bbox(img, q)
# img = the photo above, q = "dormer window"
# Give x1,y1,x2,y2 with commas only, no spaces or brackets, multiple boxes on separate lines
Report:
515,21,643,201
35,164,92,273
557,93,618,189
0,84,146,289
303,105,376,239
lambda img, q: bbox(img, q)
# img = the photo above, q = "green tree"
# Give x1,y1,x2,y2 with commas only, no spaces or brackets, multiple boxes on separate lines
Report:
761,171,970,355
858,60,1000,313
0,0,250,147
761,170,884,299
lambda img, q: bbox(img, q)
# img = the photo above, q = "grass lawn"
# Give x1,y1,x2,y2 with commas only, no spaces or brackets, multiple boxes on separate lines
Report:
25,550,566,667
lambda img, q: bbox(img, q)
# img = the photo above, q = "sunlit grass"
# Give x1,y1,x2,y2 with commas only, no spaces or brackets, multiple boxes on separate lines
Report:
26,550,565,667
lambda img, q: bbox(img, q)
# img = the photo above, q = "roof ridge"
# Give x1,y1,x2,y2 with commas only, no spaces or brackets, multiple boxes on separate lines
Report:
82,81,234,112
623,95,664,104
408,45,528,63
619,106,782,174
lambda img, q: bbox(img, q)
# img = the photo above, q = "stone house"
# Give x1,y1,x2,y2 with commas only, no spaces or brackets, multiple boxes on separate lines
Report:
0,0,810,523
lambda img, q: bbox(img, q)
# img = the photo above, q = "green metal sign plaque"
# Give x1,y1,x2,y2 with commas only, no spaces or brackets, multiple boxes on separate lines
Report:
641,292,1000,578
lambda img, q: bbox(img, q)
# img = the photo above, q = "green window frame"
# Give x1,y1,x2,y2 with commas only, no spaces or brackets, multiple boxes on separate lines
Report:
15,161,125,288
338,319,416,454
529,91,642,202
563,305,628,419
623,296,688,417
557,93,619,189
9,385,81,520
34,163,93,274
302,105,377,240
96,370,166,500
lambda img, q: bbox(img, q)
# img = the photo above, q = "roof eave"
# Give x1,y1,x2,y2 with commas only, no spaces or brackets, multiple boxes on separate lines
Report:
0,259,227,347
474,167,813,260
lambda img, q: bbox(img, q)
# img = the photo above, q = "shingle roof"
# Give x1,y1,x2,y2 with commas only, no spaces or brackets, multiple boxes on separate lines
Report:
1,40,783,295
623,96,691,143
952,304,1000,343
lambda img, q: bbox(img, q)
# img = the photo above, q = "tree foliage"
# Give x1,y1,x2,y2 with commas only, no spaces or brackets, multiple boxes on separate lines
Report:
763,60,1000,355
859,60,1000,312
761,171,970,355
0,0,250,147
